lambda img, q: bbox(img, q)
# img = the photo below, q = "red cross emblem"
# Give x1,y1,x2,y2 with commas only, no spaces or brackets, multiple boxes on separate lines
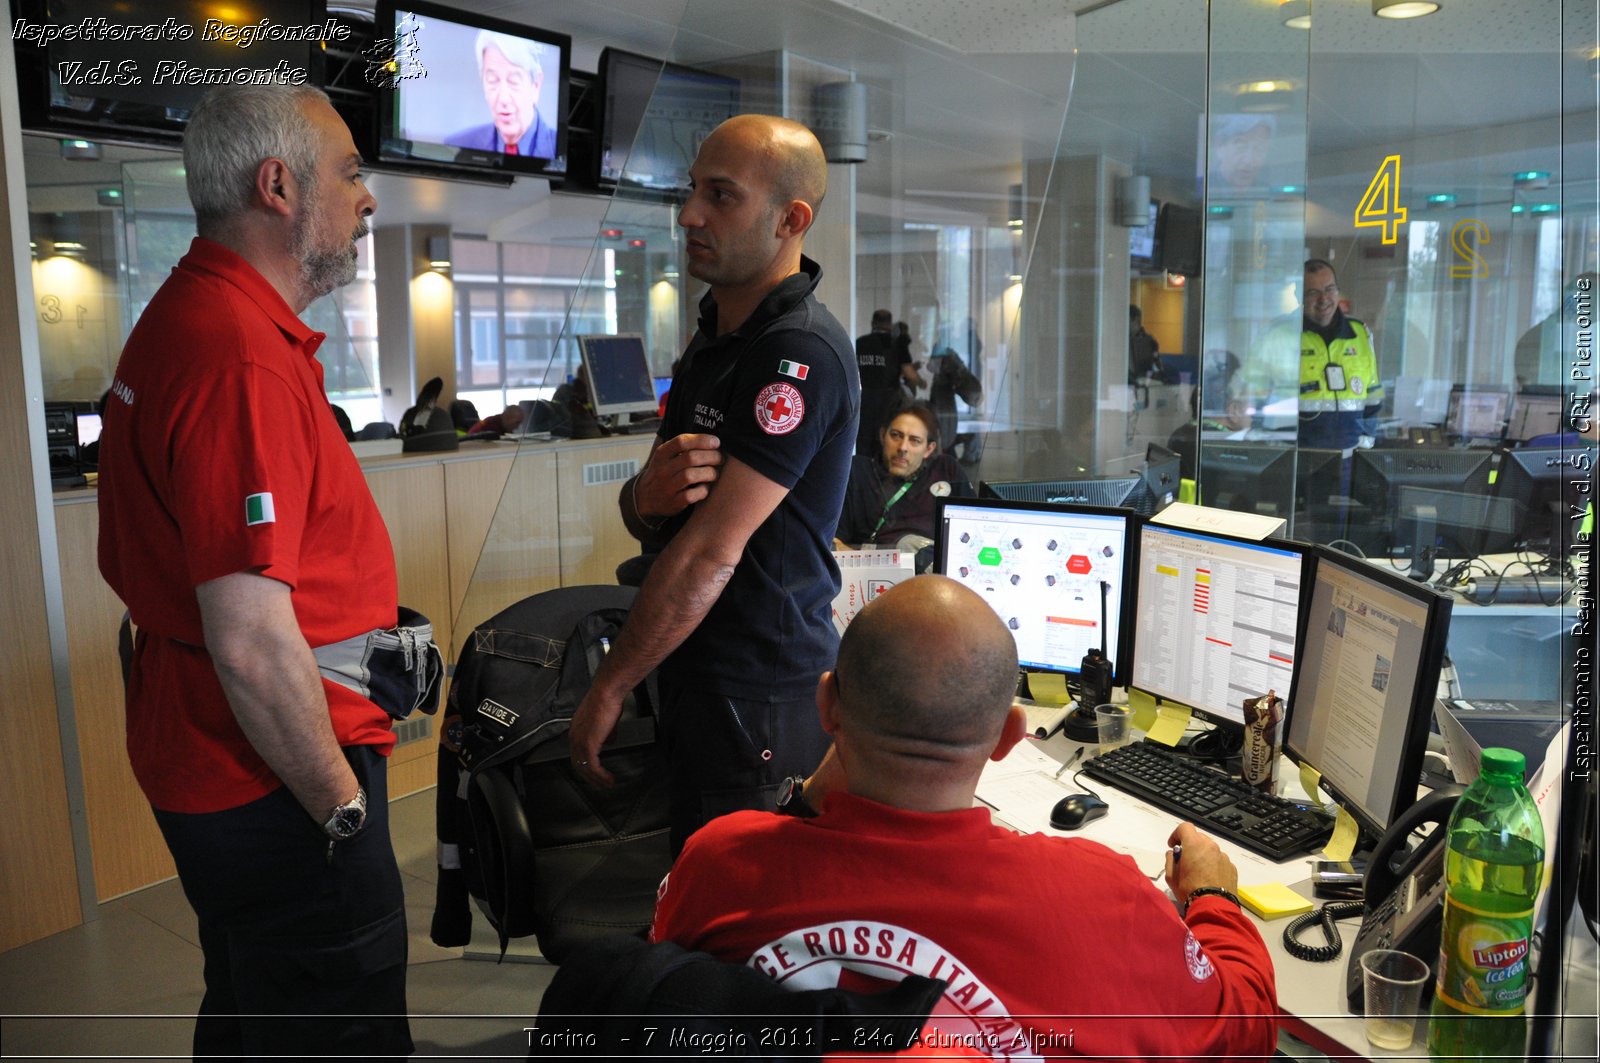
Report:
755,382,805,435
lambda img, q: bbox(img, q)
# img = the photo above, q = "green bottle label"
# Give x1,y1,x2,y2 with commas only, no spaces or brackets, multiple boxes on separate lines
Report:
1434,895,1532,1015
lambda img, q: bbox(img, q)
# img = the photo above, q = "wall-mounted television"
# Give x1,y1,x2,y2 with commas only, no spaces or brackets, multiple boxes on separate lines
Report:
597,47,740,198
1156,202,1202,277
1129,198,1160,272
375,0,570,181
12,0,330,144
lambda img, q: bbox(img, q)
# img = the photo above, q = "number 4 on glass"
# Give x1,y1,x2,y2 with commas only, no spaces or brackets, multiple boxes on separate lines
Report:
1354,155,1407,245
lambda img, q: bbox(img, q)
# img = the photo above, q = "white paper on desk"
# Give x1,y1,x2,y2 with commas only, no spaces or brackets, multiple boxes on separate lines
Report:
1149,501,1285,541
1020,700,1073,739
976,767,1171,879
1434,698,1483,783
1527,723,1569,933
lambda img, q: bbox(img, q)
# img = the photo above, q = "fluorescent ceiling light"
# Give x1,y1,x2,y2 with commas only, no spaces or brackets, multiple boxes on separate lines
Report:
1373,0,1441,19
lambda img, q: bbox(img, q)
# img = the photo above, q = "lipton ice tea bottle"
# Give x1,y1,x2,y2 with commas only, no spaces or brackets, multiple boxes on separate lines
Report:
1427,747,1544,1061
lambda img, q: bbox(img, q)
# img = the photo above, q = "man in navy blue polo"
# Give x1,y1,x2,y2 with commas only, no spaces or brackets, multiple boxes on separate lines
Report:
569,114,859,852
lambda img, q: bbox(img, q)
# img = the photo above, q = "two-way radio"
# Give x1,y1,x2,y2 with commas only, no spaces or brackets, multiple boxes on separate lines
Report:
1062,580,1114,742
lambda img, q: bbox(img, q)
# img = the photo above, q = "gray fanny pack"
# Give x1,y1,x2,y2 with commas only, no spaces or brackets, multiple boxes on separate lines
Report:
313,606,444,721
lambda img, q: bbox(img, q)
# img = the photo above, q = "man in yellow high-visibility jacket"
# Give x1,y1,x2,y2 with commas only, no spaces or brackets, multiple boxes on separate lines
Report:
1296,258,1384,453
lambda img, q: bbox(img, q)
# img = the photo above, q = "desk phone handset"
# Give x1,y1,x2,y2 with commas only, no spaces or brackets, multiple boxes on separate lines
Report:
1342,785,1463,1012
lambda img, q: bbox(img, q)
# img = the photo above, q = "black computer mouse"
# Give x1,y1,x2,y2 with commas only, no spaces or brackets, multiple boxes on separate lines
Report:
1050,793,1109,831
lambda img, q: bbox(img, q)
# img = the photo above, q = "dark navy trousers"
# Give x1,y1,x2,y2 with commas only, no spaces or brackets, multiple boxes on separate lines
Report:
153,744,412,1060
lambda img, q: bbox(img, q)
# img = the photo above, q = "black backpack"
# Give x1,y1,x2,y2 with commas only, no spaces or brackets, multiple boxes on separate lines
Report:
430,586,671,961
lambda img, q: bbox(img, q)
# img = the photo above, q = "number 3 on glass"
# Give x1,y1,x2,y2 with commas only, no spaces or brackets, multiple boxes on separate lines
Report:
1354,155,1406,245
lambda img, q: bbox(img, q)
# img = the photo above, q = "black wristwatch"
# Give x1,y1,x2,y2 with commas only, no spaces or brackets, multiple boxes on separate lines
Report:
775,775,818,819
322,786,368,841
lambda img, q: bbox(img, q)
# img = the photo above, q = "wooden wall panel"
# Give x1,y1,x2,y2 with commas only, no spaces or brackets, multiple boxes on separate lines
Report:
54,499,176,901
0,486,83,945
364,462,452,799
556,438,654,588
445,448,562,646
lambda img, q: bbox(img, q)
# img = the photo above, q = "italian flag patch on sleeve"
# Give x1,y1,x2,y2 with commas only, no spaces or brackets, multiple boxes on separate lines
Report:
245,492,276,526
777,360,809,380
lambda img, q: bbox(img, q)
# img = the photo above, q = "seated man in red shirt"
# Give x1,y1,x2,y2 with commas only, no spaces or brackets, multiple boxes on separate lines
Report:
651,576,1278,1060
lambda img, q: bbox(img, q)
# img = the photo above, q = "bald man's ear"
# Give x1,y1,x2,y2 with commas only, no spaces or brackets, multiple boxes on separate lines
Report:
776,199,814,239
816,670,842,736
988,704,1028,763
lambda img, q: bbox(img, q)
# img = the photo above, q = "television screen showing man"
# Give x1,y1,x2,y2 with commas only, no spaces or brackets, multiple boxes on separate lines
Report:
446,30,557,158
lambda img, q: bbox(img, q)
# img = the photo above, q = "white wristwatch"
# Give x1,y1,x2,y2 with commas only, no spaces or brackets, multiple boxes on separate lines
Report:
322,786,368,841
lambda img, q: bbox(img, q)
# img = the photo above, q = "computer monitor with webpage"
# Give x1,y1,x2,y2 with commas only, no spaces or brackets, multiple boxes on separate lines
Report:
1129,523,1307,737
934,497,1135,682
1444,385,1510,440
1283,547,1452,838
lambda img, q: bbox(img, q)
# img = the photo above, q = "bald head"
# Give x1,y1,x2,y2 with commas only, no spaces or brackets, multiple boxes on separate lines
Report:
834,576,1019,755
709,114,828,217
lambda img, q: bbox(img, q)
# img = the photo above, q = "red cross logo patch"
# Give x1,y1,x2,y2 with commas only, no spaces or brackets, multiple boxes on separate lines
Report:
755,382,805,435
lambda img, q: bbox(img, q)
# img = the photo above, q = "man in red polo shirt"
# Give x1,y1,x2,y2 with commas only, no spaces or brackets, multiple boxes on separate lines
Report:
98,84,410,1058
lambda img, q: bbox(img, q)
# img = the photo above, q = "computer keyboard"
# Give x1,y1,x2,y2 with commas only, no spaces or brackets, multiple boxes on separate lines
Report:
1080,741,1334,862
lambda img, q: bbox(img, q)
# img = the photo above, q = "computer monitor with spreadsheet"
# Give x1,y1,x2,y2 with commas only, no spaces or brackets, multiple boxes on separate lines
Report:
1505,386,1566,443
1284,547,1452,837
934,497,1135,682
1129,523,1307,731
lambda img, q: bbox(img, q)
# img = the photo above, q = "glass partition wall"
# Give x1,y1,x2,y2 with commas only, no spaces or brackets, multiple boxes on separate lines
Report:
20,1,1589,673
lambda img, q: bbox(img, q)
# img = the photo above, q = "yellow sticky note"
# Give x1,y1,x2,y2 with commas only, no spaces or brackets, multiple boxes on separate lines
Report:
1321,806,1360,862
1147,704,1192,747
1299,763,1322,803
1126,687,1159,733
1238,882,1314,920
1027,672,1072,706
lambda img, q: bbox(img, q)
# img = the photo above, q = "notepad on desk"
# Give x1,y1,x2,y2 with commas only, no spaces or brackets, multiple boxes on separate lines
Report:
1018,698,1074,739
1238,881,1314,920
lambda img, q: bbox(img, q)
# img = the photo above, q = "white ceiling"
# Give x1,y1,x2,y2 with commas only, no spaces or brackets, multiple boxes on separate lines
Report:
22,0,1597,244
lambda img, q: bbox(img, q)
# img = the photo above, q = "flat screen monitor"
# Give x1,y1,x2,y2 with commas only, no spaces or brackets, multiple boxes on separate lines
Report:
980,476,1154,516
377,0,570,180
1506,387,1566,443
933,497,1135,682
577,334,658,417
1129,199,1160,272
1494,446,1581,553
1345,448,1497,556
597,47,740,197
1445,385,1511,440
1197,442,1299,517
1130,524,1307,732
1284,547,1452,838
13,0,329,144
1143,443,1181,512
75,412,102,448
1156,203,1202,277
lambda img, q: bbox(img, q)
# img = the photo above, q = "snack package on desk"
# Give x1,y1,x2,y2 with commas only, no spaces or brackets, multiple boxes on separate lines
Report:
1241,689,1283,794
